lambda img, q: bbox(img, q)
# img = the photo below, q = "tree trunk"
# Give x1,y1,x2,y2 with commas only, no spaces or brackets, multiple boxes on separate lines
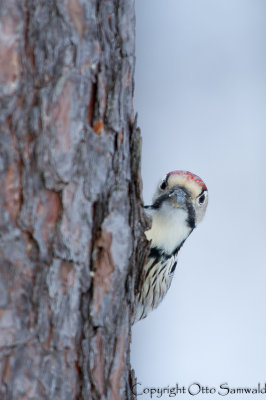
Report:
0,1,147,399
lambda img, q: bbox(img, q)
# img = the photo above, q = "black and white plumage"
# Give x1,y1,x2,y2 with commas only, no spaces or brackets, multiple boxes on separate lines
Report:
132,170,208,323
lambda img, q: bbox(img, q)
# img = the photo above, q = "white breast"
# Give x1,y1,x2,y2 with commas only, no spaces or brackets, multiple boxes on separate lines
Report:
145,203,191,254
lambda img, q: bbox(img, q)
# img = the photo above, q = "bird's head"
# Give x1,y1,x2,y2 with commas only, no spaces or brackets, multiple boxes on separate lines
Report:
150,170,208,228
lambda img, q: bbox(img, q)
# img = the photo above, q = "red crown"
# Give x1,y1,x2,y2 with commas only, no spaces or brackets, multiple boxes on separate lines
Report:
167,170,207,190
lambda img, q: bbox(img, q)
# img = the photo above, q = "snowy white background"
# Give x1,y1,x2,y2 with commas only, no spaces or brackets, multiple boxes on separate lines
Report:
132,1,266,399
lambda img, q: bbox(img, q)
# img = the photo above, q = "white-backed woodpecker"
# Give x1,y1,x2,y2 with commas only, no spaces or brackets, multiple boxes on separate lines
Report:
132,170,208,323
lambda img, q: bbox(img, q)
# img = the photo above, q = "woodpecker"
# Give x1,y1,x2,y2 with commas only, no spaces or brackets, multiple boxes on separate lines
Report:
132,170,208,323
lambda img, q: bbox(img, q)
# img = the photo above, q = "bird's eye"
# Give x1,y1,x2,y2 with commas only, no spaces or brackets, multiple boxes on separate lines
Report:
160,181,167,190
198,194,205,204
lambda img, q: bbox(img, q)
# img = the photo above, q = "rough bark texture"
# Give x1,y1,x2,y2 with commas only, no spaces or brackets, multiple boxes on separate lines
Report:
0,1,147,399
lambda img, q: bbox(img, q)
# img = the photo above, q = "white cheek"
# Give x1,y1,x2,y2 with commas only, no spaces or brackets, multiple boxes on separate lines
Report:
145,203,191,254
194,199,208,224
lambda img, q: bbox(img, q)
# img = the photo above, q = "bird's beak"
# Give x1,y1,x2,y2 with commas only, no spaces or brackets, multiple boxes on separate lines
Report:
169,187,187,206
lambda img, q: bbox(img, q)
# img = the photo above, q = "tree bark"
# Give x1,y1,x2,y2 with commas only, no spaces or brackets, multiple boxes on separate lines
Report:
0,1,147,399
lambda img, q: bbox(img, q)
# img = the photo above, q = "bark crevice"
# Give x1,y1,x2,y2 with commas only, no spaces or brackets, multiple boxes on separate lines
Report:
0,1,147,399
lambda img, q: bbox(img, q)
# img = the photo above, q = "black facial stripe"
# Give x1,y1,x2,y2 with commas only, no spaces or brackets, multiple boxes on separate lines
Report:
148,185,196,211
149,240,189,260
172,239,186,256
149,246,172,261
149,246,162,260
164,174,170,185
186,199,196,229
149,193,170,210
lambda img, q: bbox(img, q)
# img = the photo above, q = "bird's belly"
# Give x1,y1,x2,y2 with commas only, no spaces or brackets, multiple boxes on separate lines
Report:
133,255,177,323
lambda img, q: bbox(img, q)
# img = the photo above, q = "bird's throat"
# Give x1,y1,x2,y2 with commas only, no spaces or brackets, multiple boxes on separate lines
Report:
145,206,192,256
